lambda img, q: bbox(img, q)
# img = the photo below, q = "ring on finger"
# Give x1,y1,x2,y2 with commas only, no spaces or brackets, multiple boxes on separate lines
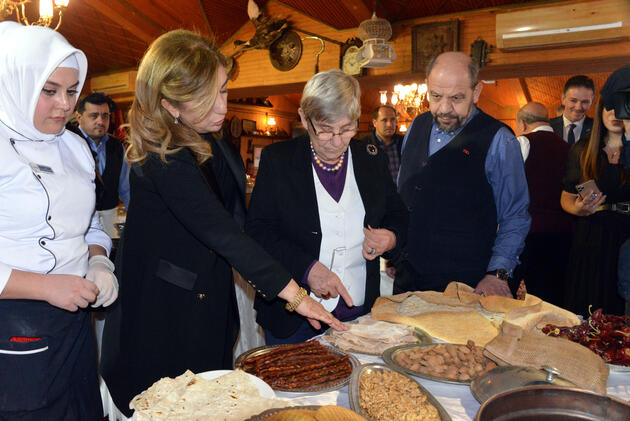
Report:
369,248,376,255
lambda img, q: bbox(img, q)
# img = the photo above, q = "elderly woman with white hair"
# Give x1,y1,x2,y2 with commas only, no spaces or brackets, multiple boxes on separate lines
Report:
0,22,118,419
246,69,408,344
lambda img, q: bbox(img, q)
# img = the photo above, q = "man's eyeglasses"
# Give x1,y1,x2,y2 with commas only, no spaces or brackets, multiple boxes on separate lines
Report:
307,116,357,141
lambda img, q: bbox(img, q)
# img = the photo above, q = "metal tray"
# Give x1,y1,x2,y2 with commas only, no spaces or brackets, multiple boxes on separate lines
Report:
382,343,484,385
234,344,359,393
470,365,576,404
348,363,452,421
608,363,630,372
244,405,321,421
322,321,432,356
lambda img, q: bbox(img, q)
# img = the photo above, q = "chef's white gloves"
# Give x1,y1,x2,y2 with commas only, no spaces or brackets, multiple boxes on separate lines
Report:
86,255,119,307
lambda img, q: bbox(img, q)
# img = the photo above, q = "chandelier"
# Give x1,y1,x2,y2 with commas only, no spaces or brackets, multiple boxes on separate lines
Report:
1,0,69,30
380,82,429,121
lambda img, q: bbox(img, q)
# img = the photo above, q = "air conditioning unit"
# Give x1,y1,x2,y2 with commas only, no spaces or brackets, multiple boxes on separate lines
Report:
89,70,137,95
496,0,630,50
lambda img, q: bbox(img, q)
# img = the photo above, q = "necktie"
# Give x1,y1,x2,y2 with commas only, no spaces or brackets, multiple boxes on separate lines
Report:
567,123,576,146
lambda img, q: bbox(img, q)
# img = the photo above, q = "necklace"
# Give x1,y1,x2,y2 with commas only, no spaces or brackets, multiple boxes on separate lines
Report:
310,142,344,172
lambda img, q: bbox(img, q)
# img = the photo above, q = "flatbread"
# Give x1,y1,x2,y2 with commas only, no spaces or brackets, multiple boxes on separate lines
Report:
321,318,418,354
398,294,474,316
131,370,289,420
407,311,499,345
398,293,505,325
504,298,580,332
130,370,194,413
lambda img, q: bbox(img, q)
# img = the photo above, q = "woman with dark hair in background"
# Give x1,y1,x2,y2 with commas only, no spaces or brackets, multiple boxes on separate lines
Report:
561,96,630,316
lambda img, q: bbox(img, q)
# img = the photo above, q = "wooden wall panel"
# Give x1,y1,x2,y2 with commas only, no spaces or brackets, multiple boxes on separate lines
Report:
223,0,630,94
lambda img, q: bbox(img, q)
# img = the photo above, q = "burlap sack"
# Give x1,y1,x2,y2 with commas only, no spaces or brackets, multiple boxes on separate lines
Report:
484,322,609,393
370,291,500,345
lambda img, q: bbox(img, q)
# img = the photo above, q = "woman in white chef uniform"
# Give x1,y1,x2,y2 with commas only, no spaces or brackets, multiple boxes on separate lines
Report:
0,22,118,419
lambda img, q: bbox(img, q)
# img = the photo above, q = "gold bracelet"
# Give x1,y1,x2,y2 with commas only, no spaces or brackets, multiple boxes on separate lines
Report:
285,287,308,312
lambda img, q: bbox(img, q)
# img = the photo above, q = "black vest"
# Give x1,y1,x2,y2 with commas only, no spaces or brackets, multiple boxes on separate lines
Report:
93,136,124,211
398,110,505,275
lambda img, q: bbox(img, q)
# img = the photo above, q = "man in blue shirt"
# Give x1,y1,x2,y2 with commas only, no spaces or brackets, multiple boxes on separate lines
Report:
72,92,130,237
396,52,530,298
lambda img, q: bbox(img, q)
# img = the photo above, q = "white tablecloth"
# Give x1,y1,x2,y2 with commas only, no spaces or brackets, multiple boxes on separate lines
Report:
102,335,630,421
101,267,630,420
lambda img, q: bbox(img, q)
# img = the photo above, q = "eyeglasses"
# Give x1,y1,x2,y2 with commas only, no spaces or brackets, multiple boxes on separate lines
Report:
307,117,357,141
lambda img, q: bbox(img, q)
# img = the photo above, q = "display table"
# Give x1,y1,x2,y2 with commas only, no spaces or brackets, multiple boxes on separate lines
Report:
101,341,630,421
273,349,630,421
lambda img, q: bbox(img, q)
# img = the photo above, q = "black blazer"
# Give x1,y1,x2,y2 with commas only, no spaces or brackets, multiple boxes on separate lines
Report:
101,138,290,416
245,135,408,338
550,116,593,141
360,131,404,157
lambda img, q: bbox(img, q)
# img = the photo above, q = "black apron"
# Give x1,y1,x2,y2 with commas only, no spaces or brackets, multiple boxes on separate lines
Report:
0,300,102,420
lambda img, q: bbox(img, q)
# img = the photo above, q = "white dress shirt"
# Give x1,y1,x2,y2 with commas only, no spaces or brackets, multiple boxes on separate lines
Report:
0,129,111,293
516,124,555,162
562,115,586,142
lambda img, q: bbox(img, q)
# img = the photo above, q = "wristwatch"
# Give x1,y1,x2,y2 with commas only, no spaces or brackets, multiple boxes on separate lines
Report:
487,269,511,282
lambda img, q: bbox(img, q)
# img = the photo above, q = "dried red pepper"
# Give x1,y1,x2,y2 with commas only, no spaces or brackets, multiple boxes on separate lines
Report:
542,307,630,366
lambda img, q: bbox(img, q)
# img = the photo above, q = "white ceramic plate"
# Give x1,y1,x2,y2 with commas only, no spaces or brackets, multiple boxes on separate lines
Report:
198,369,276,399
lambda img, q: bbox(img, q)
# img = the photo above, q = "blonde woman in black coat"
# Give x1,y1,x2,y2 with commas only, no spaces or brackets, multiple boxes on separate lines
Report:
100,30,345,417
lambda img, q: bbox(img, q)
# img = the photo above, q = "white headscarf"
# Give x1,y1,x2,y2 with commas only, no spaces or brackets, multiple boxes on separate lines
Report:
0,21,88,141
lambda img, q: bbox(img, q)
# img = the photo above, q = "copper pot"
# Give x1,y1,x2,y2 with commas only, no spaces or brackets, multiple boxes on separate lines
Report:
476,385,630,421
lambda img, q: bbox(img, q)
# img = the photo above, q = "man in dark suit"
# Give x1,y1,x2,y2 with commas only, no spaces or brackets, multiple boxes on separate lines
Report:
70,92,129,237
360,105,403,183
514,102,572,306
549,75,595,145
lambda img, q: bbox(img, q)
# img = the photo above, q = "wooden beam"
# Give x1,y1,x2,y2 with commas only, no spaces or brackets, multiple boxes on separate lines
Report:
479,55,630,79
374,0,391,21
196,0,214,38
82,0,163,44
518,78,532,103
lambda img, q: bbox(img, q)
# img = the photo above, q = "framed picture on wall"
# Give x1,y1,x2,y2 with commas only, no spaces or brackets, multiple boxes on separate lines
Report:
411,20,459,73
242,119,257,134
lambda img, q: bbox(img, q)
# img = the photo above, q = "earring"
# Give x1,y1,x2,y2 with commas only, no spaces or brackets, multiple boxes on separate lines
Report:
174,117,180,125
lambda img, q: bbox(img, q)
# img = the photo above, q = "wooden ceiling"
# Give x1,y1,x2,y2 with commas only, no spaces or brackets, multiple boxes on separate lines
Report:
6,0,533,76
1,0,611,120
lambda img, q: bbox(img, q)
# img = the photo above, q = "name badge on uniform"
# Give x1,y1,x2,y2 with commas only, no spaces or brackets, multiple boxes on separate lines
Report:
30,163,54,174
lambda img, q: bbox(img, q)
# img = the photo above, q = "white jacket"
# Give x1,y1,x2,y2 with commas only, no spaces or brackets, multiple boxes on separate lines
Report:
0,22,111,293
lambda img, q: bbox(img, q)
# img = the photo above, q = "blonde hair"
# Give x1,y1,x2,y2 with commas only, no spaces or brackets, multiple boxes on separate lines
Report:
300,69,360,122
127,29,227,164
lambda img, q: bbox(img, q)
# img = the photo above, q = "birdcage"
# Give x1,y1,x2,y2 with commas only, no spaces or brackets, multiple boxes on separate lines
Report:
358,12,392,43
